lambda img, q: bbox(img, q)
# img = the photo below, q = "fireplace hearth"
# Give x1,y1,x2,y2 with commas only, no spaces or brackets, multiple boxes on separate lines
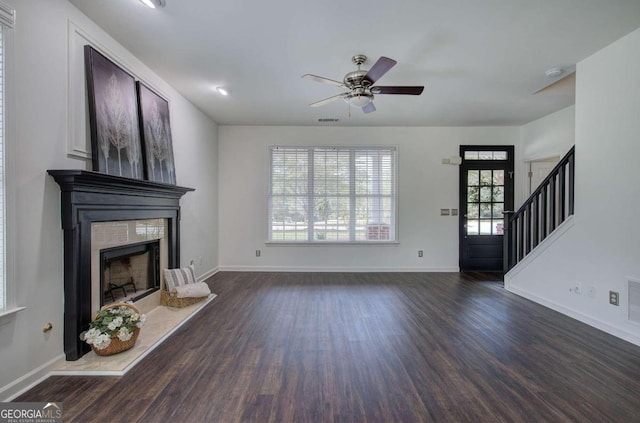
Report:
49,170,194,360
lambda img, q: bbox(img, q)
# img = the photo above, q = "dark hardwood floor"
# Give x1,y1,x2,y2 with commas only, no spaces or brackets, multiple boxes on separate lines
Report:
16,272,640,422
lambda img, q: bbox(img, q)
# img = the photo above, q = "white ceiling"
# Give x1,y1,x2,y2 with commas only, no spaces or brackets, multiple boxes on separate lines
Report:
69,0,640,127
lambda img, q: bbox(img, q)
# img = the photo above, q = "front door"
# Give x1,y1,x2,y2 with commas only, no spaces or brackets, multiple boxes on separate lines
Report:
459,146,514,272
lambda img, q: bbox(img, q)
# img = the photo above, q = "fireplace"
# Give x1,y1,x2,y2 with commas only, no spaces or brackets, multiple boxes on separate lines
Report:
100,240,160,306
49,170,194,360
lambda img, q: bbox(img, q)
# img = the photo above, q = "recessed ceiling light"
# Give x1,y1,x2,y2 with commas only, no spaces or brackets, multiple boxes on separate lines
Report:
139,0,165,9
216,87,230,96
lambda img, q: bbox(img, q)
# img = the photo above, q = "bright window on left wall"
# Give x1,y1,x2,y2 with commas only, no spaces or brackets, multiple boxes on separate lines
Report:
0,2,15,312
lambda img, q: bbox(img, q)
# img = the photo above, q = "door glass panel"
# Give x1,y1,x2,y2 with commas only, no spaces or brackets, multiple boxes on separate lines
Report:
465,167,507,237
480,187,492,202
463,151,508,160
492,186,504,202
480,203,492,218
493,170,504,185
492,203,504,217
467,187,479,202
467,203,479,218
467,220,479,235
467,170,479,185
480,220,492,235
493,219,504,235
480,170,492,185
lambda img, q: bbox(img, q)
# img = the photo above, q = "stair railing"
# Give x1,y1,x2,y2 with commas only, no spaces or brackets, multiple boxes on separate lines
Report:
503,146,575,272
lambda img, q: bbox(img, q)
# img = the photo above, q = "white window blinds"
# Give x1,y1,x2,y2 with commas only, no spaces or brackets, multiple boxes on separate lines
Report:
269,146,397,242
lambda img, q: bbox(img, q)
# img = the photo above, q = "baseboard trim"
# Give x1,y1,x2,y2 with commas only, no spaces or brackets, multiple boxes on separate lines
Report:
506,284,640,347
0,353,65,402
198,266,219,281
217,265,460,272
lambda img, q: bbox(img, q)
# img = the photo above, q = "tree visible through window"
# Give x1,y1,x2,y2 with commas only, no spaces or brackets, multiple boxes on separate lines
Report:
269,146,397,242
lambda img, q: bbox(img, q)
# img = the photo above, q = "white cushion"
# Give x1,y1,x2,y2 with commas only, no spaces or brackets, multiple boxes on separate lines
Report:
163,265,196,293
175,282,211,298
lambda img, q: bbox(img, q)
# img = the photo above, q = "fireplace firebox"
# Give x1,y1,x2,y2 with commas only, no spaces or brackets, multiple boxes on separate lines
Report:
100,240,160,306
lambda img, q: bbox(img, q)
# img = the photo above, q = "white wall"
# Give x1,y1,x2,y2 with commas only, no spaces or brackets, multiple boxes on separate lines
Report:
518,106,575,203
218,125,521,271
0,0,218,399
506,27,640,346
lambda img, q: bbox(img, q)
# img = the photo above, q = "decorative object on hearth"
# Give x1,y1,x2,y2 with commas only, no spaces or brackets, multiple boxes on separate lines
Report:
161,265,211,307
84,45,145,180
137,82,177,184
80,302,147,356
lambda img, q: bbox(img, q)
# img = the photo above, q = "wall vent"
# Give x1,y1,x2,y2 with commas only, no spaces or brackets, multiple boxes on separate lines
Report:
629,280,640,323
318,118,340,123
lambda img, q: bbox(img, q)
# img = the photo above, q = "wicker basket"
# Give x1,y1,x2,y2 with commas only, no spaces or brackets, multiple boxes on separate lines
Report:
160,289,208,308
91,303,141,357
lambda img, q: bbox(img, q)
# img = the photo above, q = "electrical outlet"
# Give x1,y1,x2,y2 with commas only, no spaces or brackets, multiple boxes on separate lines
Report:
609,291,619,306
256,249,261,257
418,250,423,257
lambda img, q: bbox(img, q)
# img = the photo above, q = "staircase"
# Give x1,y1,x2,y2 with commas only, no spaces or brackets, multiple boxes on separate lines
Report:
503,146,575,272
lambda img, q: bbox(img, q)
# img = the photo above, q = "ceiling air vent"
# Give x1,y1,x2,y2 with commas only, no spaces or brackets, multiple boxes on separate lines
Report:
318,118,340,123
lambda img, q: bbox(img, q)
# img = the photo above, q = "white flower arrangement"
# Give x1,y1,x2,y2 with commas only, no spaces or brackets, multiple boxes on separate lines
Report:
80,302,147,350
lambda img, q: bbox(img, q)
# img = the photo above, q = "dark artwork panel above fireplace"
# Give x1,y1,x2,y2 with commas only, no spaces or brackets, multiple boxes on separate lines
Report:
101,240,160,306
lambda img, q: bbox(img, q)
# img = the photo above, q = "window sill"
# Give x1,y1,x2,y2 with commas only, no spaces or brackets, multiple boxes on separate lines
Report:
0,306,26,326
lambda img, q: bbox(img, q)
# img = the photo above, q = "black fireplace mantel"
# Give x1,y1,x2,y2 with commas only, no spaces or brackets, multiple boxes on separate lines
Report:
48,170,194,360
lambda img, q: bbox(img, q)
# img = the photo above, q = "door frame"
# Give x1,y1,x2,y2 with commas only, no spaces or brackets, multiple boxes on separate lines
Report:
459,145,515,272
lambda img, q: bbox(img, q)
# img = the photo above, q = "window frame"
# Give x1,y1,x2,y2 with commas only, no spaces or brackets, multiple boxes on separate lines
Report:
0,1,21,318
267,145,399,244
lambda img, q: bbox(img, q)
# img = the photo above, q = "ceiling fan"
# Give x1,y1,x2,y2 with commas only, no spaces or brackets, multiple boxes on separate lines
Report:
302,54,424,114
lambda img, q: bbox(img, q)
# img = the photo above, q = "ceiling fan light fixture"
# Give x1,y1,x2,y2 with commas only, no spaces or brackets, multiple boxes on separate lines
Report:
344,92,373,107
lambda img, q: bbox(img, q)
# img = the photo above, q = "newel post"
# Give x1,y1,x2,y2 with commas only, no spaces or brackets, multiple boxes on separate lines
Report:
502,211,515,274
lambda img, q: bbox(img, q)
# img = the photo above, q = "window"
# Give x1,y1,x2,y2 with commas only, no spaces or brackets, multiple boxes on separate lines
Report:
463,150,509,160
269,146,397,243
0,2,14,312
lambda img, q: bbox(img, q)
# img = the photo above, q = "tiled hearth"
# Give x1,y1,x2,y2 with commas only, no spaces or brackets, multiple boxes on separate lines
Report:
51,294,216,375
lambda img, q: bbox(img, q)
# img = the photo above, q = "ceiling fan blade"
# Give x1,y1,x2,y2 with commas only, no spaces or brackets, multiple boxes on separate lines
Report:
362,102,376,114
309,92,348,107
371,86,424,95
363,57,397,86
302,74,346,88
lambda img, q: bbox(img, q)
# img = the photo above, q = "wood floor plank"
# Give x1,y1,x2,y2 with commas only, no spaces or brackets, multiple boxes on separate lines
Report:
15,272,640,422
